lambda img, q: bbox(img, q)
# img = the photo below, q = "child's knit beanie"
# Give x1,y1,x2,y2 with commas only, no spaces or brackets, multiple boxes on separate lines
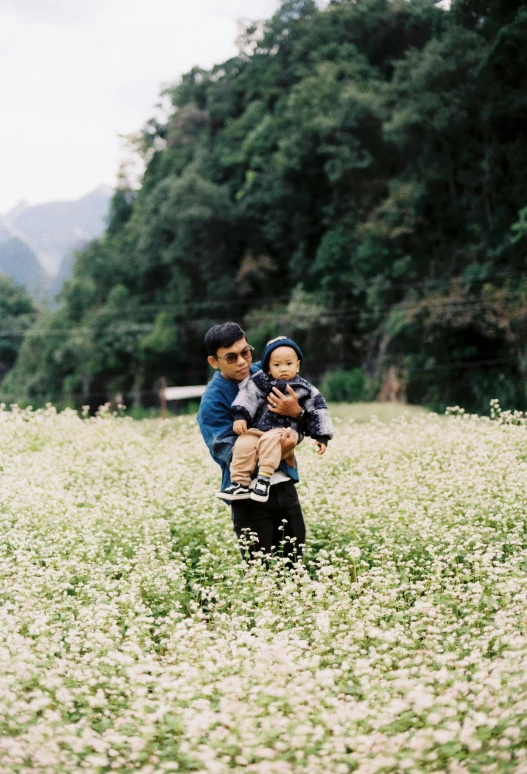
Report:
261,336,304,373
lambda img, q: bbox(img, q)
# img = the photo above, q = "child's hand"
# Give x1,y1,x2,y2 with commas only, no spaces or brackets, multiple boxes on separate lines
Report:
233,419,248,435
315,441,327,455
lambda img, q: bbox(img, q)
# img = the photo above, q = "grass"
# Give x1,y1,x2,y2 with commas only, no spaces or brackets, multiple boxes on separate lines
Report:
328,401,428,423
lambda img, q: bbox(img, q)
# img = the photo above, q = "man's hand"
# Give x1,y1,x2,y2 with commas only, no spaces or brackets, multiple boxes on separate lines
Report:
267,384,301,418
315,441,327,455
233,419,248,435
280,428,298,461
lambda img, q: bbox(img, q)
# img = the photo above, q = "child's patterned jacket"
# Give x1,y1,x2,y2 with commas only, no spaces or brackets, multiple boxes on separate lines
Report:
231,372,334,445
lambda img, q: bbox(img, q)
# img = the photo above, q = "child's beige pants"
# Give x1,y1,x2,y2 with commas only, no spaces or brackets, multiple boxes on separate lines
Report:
230,428,284,485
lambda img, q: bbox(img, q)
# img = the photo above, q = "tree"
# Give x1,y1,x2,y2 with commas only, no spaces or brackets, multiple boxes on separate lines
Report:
7,0,527,412
0,276,37,385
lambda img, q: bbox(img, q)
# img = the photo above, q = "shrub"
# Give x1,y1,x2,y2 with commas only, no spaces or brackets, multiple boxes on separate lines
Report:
320,368,374,403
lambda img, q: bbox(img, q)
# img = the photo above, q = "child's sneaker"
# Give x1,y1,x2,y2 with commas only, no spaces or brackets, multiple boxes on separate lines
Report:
250,475,271,503
216,482,251,501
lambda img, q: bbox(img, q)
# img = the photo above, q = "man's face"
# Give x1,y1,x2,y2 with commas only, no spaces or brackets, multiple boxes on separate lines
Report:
207,337,253,382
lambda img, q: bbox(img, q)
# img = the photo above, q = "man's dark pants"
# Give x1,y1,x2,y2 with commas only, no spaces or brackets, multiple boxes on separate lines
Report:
231,479,306,563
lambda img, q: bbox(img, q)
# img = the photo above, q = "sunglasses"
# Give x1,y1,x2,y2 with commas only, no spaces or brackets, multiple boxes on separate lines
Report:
214,345,254,365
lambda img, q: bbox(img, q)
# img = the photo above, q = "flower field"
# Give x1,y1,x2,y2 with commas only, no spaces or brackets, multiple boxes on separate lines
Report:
1,403,527,773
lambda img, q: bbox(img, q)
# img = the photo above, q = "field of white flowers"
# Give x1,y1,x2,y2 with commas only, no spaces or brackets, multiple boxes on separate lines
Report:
1,402,527,773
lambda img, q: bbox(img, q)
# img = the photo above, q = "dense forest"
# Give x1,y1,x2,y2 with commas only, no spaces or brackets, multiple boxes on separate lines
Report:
3,0,527,412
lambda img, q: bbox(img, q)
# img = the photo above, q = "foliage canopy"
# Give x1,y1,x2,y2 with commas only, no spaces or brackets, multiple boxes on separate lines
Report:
5,0,527,412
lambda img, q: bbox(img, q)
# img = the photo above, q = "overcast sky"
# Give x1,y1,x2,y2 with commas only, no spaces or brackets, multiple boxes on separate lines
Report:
0,0,280,214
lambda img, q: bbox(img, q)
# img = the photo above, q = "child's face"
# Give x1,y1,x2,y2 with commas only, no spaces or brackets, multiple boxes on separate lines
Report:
268,346,300,381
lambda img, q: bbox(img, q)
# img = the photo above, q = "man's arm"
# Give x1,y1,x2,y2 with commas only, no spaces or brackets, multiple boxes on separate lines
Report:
197,389,237,465
267,384,302,418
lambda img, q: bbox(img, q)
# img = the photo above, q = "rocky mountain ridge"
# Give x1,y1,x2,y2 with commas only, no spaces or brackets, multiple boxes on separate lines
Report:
0,185,112,298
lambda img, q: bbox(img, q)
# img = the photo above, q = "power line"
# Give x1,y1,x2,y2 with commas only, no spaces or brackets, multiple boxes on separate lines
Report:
0,282,523,342
0,355,520,405
33,269,527,315
63,288,527,315
29,285,527,319
0,295,523,338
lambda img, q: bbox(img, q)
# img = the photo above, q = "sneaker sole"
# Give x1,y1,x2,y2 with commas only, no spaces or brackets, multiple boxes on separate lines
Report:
216,491,251,501
250,492,270,503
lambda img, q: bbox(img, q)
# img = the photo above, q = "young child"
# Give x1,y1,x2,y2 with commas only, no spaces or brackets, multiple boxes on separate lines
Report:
216,336,334,503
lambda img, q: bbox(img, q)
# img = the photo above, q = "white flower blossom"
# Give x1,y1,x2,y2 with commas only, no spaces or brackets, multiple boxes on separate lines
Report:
0,404,524,771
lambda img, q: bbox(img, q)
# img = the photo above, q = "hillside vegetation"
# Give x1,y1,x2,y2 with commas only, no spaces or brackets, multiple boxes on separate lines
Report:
4,0,527,412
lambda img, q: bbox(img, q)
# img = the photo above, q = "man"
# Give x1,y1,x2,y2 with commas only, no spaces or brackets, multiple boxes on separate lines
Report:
197,322,306,562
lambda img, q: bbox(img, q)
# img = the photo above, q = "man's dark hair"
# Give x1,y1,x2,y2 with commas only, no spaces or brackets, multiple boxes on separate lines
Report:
204,322,246,356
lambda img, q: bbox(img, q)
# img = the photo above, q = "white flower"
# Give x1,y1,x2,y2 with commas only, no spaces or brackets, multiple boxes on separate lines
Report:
0,404,524,772
346,545,361,560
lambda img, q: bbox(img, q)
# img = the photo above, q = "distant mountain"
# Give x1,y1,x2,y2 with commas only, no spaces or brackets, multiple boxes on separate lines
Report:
5,200,31,222
0,186,113,299
0,214,29,245
0,237,46,292
0,215,46,293
6,185,113,277
47,248,79,300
